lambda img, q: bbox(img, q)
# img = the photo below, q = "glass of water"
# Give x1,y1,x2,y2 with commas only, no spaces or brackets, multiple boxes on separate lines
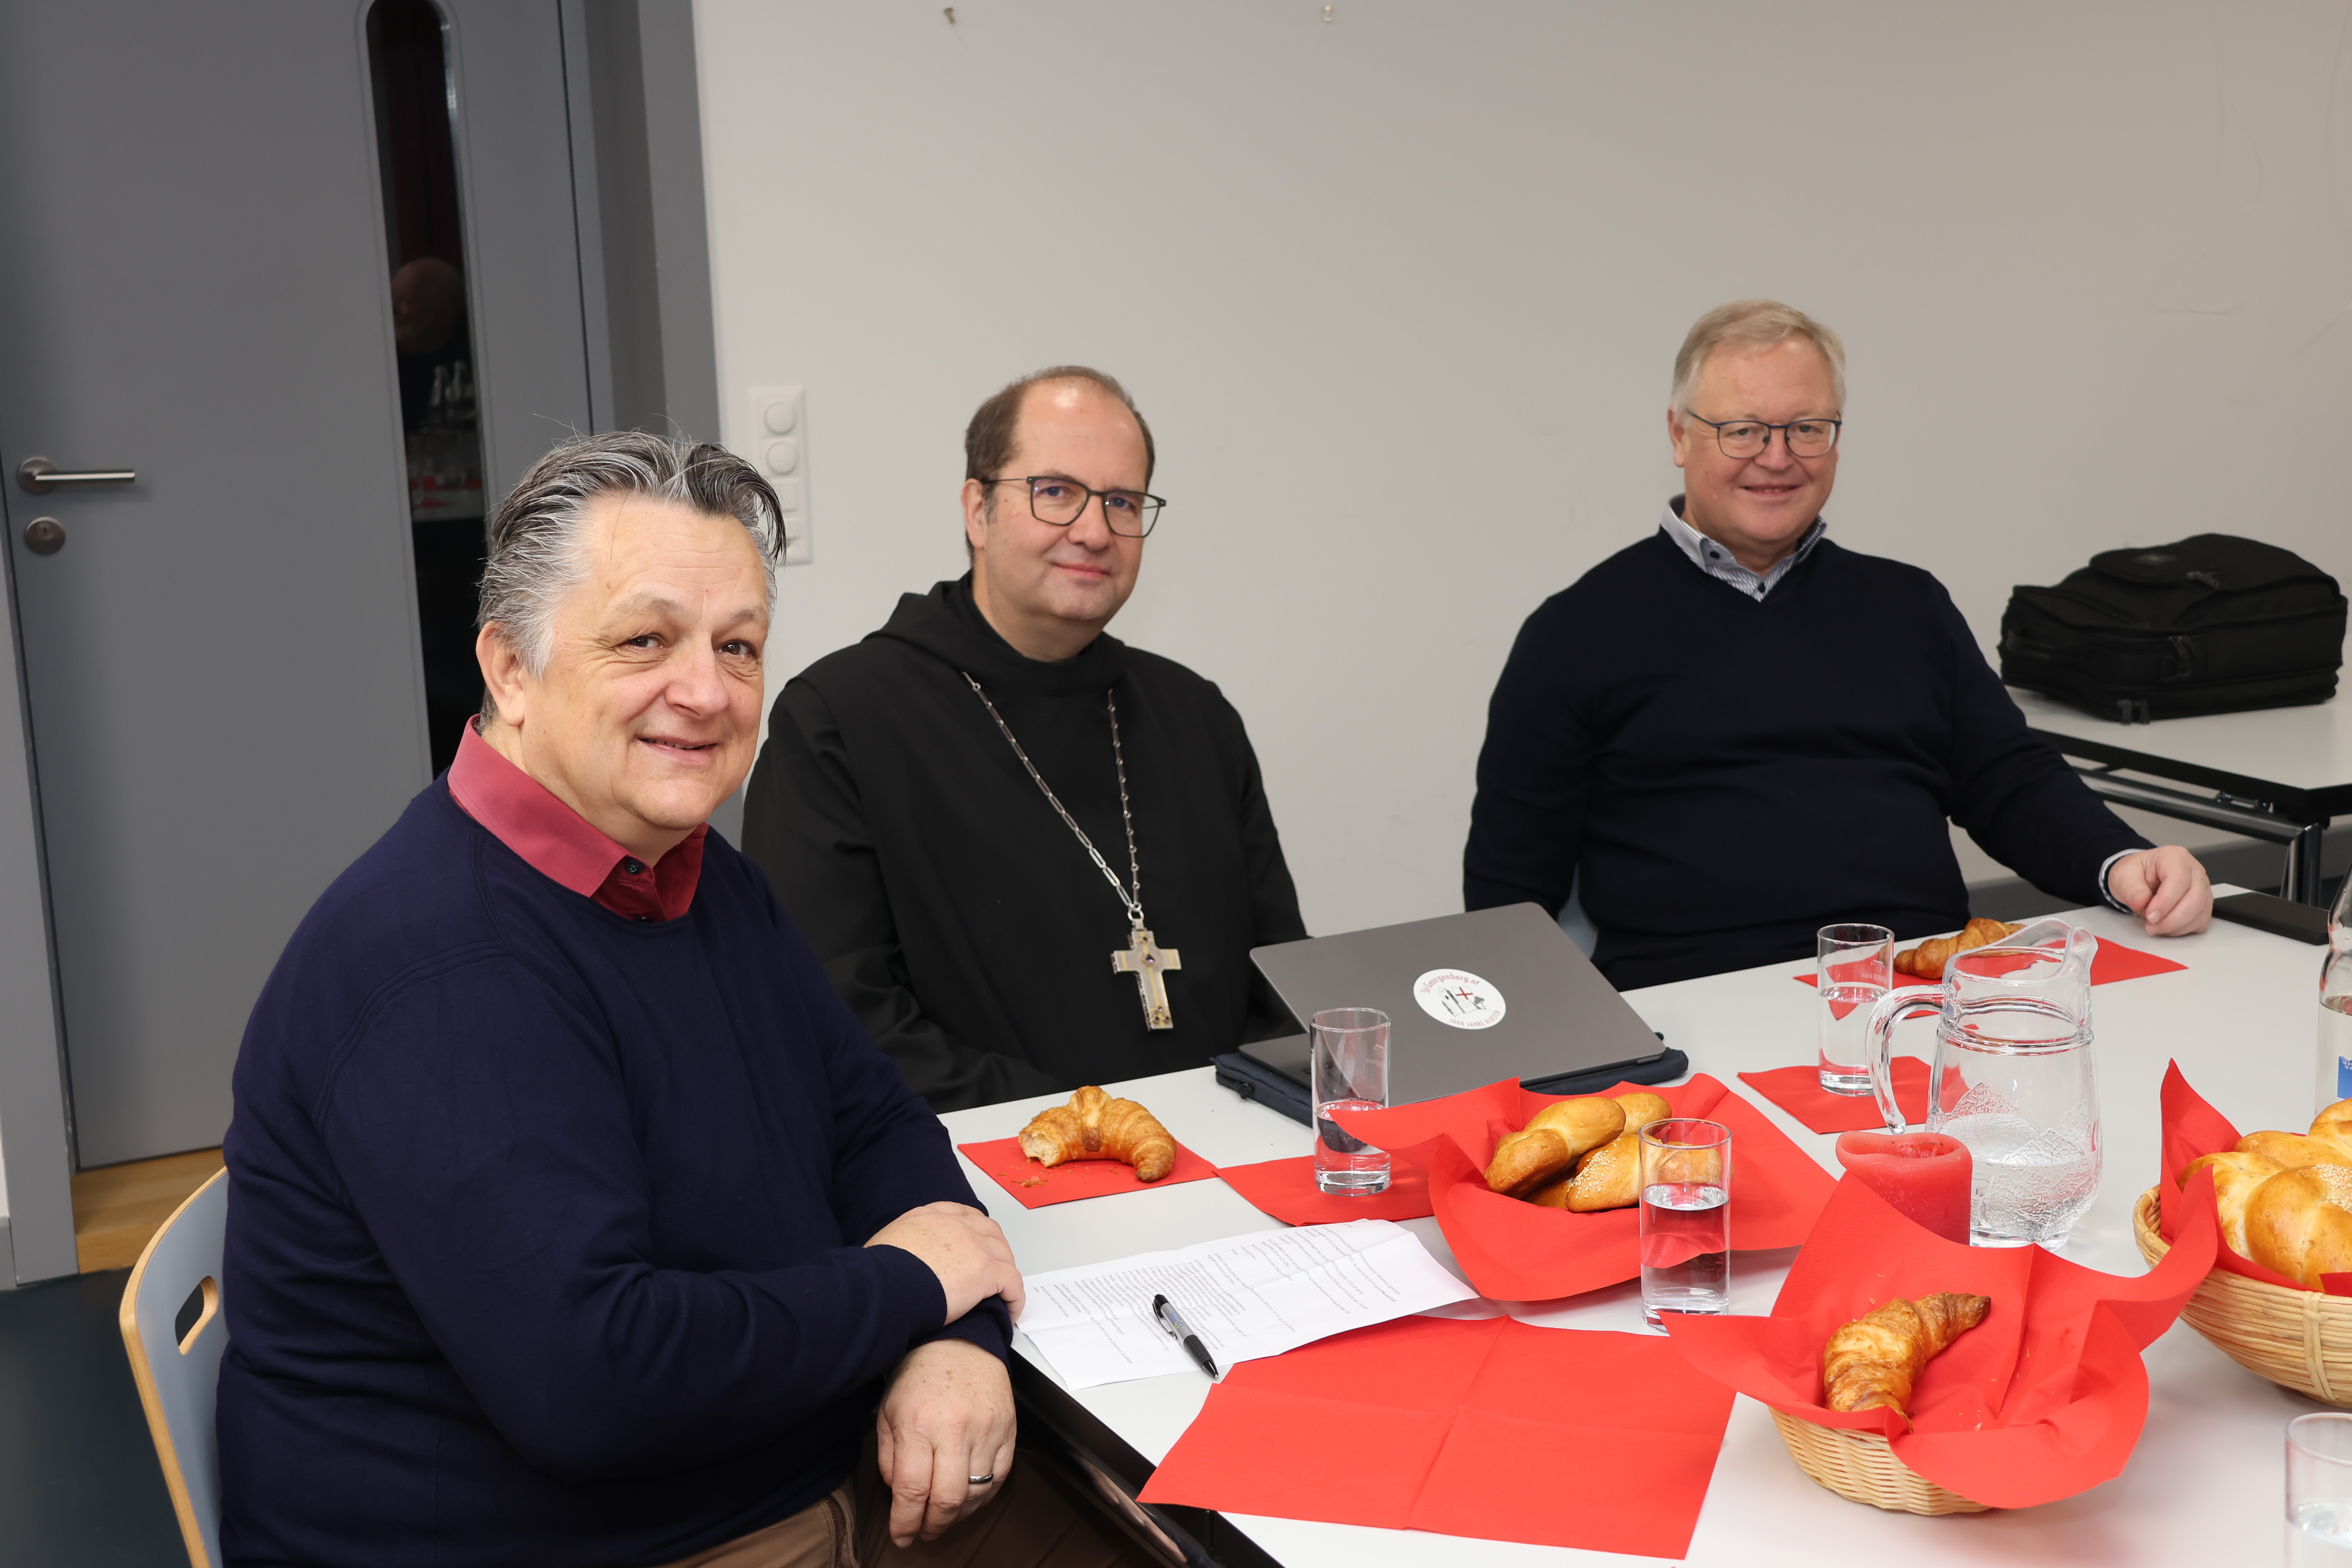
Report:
2288,1412,2352,1564
1310,1007,1390,1195
1639,1118,1731,1329
1817,923,1893,1096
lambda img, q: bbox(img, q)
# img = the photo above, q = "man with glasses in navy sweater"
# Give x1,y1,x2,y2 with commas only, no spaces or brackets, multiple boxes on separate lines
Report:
1466,300,2212,989
219,435,1141,1568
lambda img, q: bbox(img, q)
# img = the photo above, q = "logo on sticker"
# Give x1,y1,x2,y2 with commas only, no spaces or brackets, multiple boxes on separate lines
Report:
1414,968,1506,1030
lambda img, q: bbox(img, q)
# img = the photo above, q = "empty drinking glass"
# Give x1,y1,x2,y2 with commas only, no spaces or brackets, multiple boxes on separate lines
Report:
2287,1412,2352,1564
1311,1007,1390,1195
1818,923,1894,1095
1639,1118,1731,1329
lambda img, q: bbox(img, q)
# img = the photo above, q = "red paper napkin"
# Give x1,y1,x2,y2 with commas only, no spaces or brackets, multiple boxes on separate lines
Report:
1333,1075,1834,1302
1140,1314,1734,1558
1217,1155,1435,1225
1665,1171,2219,1509
956,1137,1218,1209
1738,1056,1935,1134
2155,1061,2352,1294
1792,933,2184,993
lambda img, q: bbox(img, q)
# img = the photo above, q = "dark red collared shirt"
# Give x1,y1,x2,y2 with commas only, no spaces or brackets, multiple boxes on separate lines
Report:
446,720,705,923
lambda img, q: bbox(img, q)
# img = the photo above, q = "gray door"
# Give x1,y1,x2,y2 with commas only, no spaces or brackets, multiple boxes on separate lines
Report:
0,2,592,1168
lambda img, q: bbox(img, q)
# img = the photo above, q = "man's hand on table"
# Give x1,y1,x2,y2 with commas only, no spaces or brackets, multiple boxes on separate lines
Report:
2109,845,2213,937
866,1201,1026,1323
876,1338,1017,1546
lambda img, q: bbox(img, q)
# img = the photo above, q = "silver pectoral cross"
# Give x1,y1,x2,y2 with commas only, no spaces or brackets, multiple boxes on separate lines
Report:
1111,926,1181,1030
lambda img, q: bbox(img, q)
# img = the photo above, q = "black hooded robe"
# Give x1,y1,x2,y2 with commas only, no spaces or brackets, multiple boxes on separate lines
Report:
742,577,1308,1111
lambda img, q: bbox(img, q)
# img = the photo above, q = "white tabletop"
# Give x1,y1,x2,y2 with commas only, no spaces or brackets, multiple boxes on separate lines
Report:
941,895,2323,1566
2009,686,2352,810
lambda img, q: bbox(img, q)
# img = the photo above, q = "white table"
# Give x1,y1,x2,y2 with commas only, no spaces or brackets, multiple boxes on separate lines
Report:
2010,686,2352,903
941,895,2323,1565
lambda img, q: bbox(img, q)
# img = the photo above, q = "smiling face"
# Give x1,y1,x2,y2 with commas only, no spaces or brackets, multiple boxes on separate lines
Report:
962,378,1149,662
1667,337,1841,574
476,492,769,861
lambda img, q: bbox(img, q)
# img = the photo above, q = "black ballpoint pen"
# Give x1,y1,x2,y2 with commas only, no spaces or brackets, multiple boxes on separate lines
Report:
1150,1293,1220,1379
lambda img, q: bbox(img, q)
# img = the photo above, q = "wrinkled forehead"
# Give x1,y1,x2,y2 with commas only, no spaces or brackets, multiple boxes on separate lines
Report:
1689,338,1840,410
572,492,772,620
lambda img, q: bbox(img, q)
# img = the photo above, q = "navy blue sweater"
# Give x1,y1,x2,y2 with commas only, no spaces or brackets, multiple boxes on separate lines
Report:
219,781,1009,1568
1464,532,2148,989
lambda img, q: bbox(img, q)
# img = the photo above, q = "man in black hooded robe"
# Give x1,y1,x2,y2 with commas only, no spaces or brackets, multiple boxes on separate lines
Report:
743,367,1307,1111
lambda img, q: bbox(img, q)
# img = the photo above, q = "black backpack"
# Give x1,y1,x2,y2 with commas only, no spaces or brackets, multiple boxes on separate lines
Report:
1999,534,2346,723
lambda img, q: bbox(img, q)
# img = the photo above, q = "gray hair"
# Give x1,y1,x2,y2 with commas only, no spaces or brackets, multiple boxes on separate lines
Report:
1670,299,1847,412
476,431,783,717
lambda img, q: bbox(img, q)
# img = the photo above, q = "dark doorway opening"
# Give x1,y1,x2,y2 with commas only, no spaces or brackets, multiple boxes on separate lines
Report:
368,0,484,778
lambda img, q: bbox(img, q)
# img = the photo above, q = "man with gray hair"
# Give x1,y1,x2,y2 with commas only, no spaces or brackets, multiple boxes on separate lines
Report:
1465,299,2210,988
219,433,1143,1567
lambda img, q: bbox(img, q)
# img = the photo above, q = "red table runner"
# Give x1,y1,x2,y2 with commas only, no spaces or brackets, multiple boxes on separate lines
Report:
956,1137,1219,1209
1217,1155,1435,1225
1141,1314,1734,1558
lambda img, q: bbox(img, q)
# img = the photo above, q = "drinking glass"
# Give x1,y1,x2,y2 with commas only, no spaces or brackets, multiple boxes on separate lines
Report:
1311,1007,1390,1195
1817,923,1894,1095
1639,1118,1731,1329
2287,1412,2352,1564
1865,920,2101,1249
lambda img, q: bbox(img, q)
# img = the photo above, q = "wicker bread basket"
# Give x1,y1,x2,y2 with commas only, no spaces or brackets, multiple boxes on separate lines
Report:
2132,1184,2352,1406
1767,1408,1988,1514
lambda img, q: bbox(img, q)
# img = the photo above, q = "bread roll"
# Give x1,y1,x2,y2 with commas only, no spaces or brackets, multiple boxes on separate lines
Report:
1614,1091,1672,1135
1485,1097,1624,1197
1563,1129,1643,1211
2180,1150,2283,1258
2245,1165,2352,1287
2239,1130,2352,1171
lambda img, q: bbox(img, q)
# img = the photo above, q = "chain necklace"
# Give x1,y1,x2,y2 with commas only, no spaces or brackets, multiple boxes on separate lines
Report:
961,672,1182,1029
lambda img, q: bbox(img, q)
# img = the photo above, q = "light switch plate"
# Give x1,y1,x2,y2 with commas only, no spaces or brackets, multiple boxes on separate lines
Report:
746,384,810,564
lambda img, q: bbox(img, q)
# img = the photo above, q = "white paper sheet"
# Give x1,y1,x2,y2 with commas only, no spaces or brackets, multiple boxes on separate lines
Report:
1016,1219,1478,1390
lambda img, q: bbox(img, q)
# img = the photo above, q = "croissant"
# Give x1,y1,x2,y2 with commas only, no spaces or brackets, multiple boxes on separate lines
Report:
2181,1150,2284,1258
1018,1085,1176,1182
1822,1292,1990,1422
1486,1096,1624,1197
1525,1093,1675,1212
1893,919,2026,982
2243,1165,2352,1287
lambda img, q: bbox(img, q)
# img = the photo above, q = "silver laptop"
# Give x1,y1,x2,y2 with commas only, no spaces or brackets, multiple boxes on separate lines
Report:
1244,903,1666,1105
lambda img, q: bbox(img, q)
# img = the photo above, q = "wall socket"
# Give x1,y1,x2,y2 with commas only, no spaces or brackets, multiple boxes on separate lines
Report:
746,385,811,564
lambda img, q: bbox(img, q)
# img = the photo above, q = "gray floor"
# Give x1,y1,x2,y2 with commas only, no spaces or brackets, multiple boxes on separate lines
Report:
0,1268,188,1567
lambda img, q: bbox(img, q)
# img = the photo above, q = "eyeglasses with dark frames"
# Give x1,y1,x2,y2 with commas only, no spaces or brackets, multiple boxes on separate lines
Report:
1682,413,1842,460
983,475,1164,538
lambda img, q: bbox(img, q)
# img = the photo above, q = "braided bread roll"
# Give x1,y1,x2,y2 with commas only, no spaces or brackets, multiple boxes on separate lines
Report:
2244,1165,2352,1288
1822,1292,1990,1421
1485,1096,1624,1197
1893,919,2026,982
2180,1149,2284,1258
1525,1092,1675,1212
1018,1085,1176,1181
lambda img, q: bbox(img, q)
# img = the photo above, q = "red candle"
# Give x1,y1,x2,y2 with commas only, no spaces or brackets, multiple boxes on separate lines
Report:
1833,1131,1973,1243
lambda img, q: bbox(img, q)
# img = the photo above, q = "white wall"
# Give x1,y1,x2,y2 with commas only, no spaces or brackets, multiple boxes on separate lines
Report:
695,0,2352,936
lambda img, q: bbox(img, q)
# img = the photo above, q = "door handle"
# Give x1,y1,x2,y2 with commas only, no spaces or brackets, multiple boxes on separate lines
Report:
17,456,136,494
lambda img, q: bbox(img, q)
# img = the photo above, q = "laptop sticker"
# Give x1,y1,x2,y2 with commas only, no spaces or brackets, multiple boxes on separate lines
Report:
1414,968,1507,1030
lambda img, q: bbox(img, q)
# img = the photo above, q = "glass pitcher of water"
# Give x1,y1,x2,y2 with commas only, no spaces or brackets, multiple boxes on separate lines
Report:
1863,919,2101,1248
